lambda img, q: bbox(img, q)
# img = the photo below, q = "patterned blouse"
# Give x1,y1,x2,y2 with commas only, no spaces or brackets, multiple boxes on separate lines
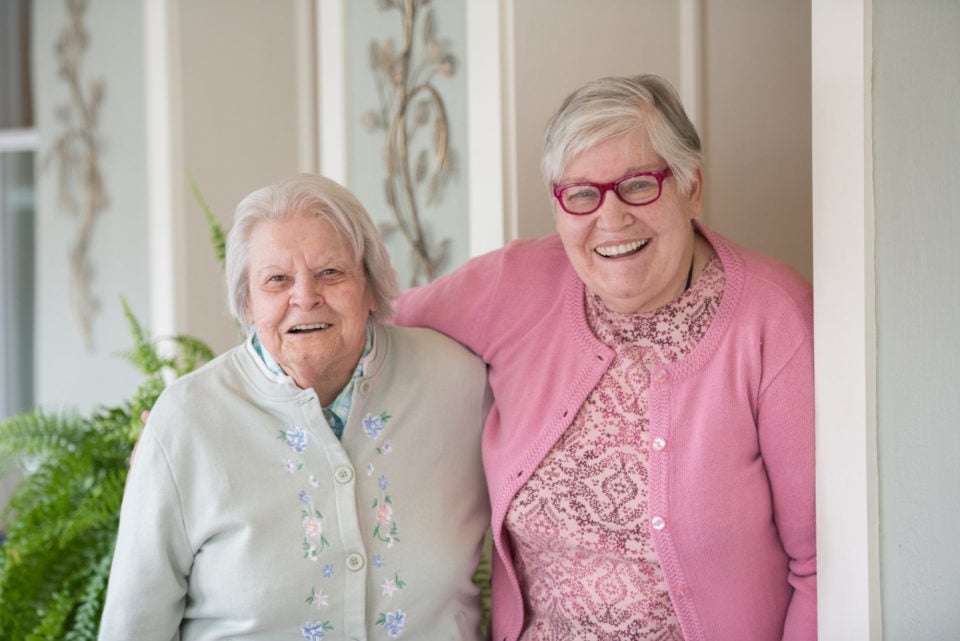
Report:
505,254,724,641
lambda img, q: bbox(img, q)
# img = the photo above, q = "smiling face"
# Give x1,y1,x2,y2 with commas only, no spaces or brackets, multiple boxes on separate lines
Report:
554,127,703,314
245,213,376,403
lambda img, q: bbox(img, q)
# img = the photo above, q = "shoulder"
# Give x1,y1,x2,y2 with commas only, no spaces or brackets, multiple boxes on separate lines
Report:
380,324,484,373
148,344,249,424
705,226,812,330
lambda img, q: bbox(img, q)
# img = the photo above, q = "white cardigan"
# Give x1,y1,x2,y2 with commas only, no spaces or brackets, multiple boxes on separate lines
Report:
99,324,490,641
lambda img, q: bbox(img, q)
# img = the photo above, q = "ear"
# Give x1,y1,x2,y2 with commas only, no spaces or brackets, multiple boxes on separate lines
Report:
686,167,704,218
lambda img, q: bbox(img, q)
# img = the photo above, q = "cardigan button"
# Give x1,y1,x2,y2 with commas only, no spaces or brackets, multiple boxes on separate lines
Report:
359,380,372,394
653,369,669,384
346,553,365,571
651,516,666,531
652,437,666,451
335,465,354,484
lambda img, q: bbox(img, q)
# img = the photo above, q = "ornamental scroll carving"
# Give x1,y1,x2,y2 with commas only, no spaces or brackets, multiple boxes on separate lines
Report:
44,0,107,350
361,0,456,286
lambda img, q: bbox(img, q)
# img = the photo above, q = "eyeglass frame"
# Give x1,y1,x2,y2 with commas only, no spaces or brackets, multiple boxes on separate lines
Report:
552,167,674,215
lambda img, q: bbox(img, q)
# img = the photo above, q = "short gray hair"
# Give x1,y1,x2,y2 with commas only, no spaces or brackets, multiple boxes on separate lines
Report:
541,74,702,197
225,173,400,333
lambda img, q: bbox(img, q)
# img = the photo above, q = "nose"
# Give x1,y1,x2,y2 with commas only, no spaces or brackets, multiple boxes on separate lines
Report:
290,276,323,309
594,192,634,231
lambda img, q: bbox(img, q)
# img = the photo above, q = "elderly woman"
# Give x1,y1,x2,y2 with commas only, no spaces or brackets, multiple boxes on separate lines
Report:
395,74,816,640
99,174,490,640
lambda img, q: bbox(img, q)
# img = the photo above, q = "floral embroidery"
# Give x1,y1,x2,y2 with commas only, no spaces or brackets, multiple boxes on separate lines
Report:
381,572,406,597
281,427,308,452
372,554,385,568
376,609,406,637
323,564,334,578
302,508,329,560
301,620,333,640
372,492,399,545
283,458,301,474
306,586,329,608
363,411,391,439
378,439,393,455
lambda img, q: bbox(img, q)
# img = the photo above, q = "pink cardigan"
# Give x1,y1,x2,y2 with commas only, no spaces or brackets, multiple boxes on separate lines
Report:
394,224,816,641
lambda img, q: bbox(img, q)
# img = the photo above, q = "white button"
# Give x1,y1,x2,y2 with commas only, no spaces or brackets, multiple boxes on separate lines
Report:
652,437,666,451
335,466,354,484
651,516,666,531
359,380,372,394
346,553,365,571
653,369,669,384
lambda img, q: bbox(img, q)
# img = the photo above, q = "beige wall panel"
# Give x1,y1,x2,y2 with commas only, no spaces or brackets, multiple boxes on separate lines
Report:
509,0,682,240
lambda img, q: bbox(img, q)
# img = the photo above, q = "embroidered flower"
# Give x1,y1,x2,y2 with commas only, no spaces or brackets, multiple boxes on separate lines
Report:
306,587,329,608
376,609,406,637
366,462,375,476
372,554,385,568
381,577,398,597
381,572,406,597
363,413,387,439
299,490,311,504
301,620,333,640
323,564,335,578
303,515,324,539
380,439,393,454
376,502,393,526
302,510,329,556
379,474,389,490
308,474,319,488
282,427,308,452
283,458,299,474
372,498,400,544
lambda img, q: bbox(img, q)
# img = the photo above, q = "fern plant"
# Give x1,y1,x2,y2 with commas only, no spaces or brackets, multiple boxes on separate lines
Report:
0,298,214,640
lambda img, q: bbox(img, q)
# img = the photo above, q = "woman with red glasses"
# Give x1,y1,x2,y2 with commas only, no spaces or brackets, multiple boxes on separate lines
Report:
396,74,816,641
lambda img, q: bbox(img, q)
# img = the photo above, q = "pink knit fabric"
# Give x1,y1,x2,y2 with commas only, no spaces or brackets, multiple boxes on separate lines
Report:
507,256,723,641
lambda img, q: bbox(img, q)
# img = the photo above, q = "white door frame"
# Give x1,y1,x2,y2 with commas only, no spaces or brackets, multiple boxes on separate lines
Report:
811,0,882,639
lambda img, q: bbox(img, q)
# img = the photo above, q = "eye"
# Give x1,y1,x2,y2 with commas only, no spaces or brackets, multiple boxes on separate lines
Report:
317,268,341,278
564,186,600,201
621,177,656,192
266,274,288,283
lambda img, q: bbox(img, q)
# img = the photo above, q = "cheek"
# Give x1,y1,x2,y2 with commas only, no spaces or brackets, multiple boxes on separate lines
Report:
248,294,285,329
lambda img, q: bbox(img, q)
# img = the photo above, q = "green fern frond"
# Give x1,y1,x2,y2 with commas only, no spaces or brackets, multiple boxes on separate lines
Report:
189,172,227,269
0,305,214,641
114,295,166,376
0,409,89,462
0,181,224,641
166,334,217,376
64,546,114,641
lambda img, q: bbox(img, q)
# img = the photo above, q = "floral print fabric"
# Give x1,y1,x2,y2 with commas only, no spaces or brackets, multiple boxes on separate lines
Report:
505,254,724,641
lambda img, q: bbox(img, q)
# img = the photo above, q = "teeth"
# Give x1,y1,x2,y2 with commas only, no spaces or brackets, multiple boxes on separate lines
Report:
291,323,331,332
596,239,648,257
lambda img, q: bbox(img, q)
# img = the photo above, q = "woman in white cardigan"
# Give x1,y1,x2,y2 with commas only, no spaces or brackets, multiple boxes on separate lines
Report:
99,174,490,641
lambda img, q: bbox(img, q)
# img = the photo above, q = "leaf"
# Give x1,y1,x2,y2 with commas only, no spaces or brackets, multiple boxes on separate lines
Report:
414,149,428,184
422,8,435,44
189,173,226,269
414,99,430,126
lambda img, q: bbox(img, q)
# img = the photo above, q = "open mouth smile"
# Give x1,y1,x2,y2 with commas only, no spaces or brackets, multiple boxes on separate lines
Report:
594,239,649,258
288,323,332,334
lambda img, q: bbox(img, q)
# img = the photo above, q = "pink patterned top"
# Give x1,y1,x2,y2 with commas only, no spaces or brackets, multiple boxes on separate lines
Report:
505,254,724,641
